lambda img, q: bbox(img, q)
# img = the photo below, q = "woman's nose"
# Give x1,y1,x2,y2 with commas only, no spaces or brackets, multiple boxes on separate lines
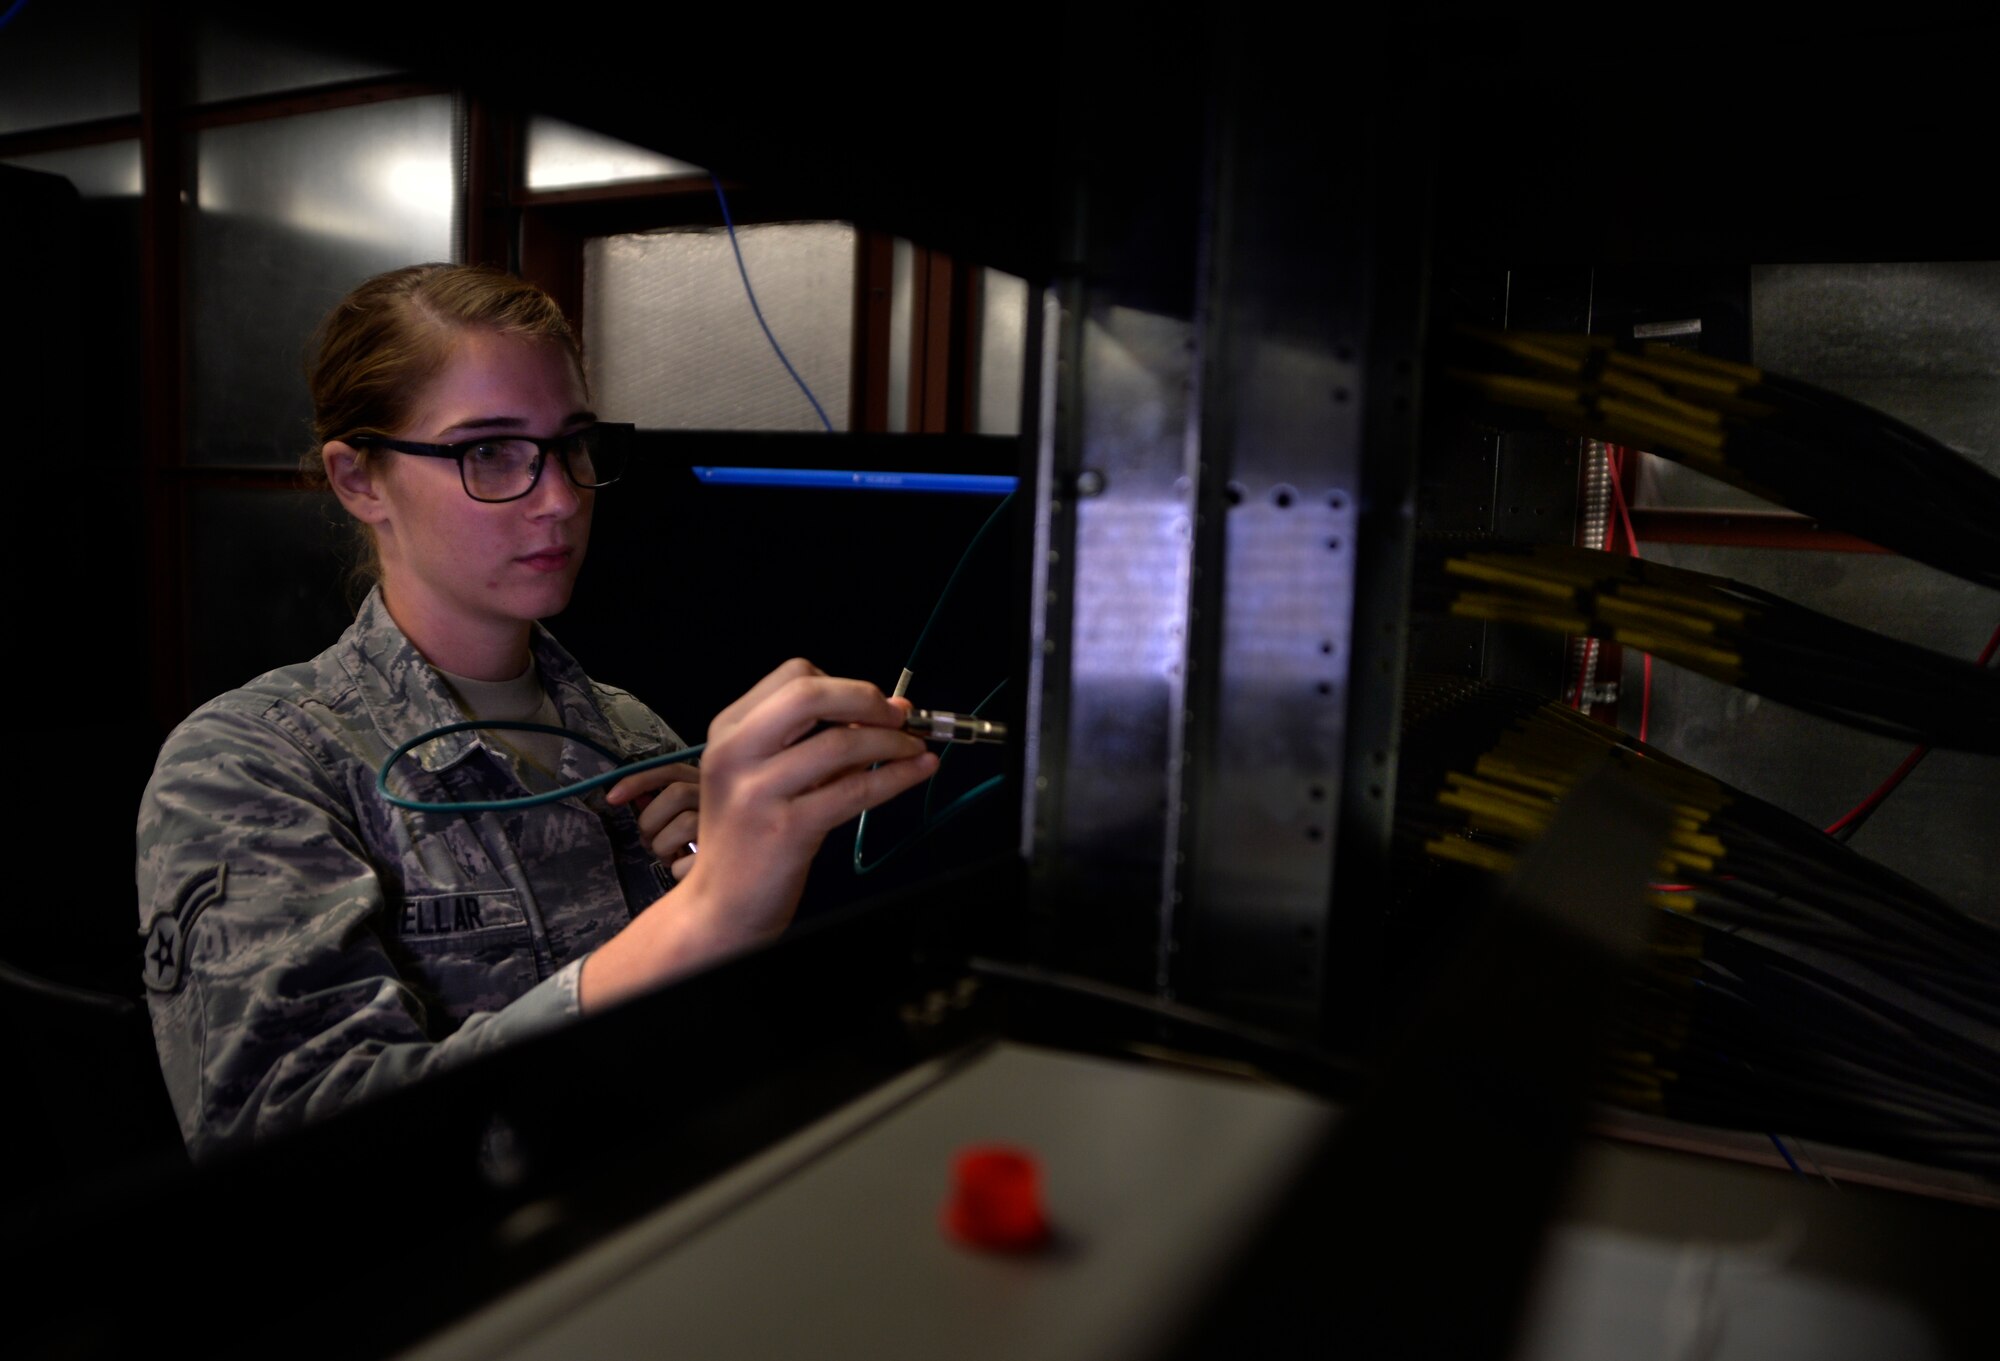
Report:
527,453,586,517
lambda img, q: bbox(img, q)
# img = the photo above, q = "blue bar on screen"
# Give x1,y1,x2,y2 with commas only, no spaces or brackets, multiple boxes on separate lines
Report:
692,467,1018,495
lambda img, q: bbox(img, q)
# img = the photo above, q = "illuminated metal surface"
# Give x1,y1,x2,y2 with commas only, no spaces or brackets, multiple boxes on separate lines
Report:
1187,460,1359,1017
1023,47,1422,1024
1026,293,1200,989
1173,68,1384,1027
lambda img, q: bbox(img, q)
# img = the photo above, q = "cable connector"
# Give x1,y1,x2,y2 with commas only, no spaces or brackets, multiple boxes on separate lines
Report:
906,708,1008,745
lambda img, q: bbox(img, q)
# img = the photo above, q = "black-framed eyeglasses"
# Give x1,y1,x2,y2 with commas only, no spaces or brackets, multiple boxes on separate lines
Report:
348,422,632,503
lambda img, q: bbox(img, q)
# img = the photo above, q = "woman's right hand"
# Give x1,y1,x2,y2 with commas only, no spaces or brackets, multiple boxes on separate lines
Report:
579,660,936,1011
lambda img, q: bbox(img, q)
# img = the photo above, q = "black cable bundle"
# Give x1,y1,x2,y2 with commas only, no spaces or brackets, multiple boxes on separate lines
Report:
1395,674,2000,1176
1412,536,2000,752
1443,328,2000,590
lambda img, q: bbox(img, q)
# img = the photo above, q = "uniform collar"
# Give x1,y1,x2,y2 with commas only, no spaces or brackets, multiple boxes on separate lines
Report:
344,586,622,776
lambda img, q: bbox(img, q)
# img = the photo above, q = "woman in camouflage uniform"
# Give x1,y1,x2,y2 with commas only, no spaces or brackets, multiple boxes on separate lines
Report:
136,264,937,1160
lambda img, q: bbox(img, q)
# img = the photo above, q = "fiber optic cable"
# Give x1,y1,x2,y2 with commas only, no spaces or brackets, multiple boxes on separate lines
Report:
1394,673,2000,1173
1414,538,2000,752
376,708,998,815
1446,328,2000,589
853,493,1017,874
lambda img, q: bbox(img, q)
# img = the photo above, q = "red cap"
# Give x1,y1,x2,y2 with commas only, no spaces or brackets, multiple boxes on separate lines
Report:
943,1145,1049,1252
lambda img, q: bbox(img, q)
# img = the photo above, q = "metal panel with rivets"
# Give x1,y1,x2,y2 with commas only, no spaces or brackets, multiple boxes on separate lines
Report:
1023,37,1426,1035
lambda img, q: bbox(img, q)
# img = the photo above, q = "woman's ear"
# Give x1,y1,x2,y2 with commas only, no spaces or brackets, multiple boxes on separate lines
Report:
324,442,389,525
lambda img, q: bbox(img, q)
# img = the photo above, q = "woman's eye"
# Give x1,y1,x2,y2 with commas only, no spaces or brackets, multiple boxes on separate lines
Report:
465,443,508,465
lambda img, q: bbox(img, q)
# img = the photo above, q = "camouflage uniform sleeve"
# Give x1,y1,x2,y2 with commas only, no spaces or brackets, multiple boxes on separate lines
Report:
137,700,580,1161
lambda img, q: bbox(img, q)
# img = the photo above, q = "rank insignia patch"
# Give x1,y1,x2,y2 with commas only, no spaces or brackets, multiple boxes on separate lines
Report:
143,862,226,994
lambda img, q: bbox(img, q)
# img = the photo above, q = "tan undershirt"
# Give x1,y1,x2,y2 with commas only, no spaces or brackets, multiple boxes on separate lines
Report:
436,660,566,788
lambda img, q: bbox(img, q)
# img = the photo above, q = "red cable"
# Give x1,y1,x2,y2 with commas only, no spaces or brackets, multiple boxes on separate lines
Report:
1604,444,1640,556
1824,745,1931,837
1596,436,1995,834
1822,621,2000,837
1640,654,1655,744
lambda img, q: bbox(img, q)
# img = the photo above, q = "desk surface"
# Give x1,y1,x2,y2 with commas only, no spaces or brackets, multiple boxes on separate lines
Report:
397,1039,1993,1361
399,1041,1334,1361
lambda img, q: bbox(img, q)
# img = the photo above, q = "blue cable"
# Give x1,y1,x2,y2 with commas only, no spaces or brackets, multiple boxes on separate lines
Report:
712,174,835,434
377,721,704,814
693,467,1018,496
1767,1132,1807,1178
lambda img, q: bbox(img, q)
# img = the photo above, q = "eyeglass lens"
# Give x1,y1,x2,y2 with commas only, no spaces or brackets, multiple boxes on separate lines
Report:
462,429,625,501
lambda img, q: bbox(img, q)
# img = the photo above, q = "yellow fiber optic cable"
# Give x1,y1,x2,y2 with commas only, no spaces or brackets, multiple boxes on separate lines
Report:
1442,556,1581,600
1615,582,1747,624
1593,595,1724,637
1635,341,1762,385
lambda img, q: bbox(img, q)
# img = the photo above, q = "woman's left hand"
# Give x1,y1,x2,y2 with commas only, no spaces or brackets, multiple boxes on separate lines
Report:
606,763,701,880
